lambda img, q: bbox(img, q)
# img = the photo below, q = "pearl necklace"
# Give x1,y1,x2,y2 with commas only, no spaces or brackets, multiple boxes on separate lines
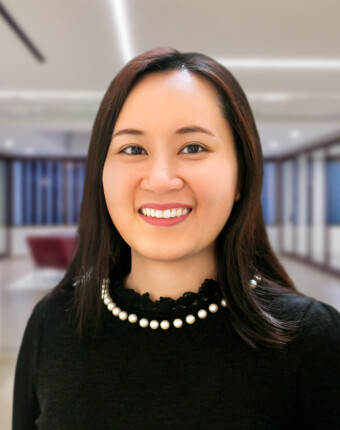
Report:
101,275,260,330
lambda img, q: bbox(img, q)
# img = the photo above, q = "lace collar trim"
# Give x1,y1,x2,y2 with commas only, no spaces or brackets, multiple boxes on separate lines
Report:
108,275,220,319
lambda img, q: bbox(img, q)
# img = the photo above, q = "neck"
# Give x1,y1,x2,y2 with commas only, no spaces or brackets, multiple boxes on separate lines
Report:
123,248,217,301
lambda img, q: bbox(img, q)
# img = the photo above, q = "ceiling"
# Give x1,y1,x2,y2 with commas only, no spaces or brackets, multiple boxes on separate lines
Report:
0,0,339,157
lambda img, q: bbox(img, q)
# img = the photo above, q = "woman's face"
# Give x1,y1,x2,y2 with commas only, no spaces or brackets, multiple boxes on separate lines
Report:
102,70,239,263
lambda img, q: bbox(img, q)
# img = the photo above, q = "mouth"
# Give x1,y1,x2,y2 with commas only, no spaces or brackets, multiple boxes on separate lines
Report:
138,208,192,226
138,208,192,219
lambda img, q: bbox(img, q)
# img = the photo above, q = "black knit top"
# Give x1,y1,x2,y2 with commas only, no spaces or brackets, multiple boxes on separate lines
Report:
12,276,340,429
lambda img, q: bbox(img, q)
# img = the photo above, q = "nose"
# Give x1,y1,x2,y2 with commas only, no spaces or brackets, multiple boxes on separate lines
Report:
140,156,184,193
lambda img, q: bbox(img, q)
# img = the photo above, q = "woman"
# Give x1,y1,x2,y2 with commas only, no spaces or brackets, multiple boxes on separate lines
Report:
13,47,340,429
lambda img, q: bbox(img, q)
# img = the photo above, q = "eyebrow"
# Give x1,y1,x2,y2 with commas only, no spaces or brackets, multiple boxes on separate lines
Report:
112,128,144,138
176,126,215,136
112,125,215,139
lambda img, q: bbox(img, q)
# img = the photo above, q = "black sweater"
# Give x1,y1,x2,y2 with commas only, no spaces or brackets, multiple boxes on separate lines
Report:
12,277,340,429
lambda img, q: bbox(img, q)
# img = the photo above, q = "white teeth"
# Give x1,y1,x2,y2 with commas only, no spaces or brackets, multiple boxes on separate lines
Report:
140,208,191,218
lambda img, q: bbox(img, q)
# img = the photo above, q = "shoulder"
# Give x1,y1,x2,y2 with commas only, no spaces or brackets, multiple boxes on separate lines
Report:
17,287,77,370
269,292,340,351
25,287,76,338
297,296,340,338
269,291,339,322
273,295,340,426
295,297,340,351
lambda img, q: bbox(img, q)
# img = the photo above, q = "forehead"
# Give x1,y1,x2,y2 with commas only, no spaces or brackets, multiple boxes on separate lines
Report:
115,70,225,126
132,69,220,96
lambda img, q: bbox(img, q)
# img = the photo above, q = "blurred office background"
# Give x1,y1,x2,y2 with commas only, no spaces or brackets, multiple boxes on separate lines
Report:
0,0,340,427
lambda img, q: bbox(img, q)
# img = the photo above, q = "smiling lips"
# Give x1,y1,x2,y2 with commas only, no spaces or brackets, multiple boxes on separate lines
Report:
138,203,192,217
140,207,191,218
138,203,193,226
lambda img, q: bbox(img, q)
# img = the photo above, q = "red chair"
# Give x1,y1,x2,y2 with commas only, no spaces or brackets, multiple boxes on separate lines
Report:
26,236,77,270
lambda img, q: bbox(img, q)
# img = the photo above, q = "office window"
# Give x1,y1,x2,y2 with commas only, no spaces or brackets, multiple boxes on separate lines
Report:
12,161,23,225
291,160,298,225
52,161,64,224
261,162,277,224
327,159,340,224
0,160,7,226
0,159,7,254
11,159,86,226
307,158,313,226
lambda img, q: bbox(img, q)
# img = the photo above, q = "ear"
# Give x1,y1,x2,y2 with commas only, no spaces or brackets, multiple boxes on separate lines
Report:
235,190,241,202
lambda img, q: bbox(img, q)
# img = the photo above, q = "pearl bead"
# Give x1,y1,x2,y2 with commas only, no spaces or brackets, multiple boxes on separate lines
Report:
160,320,170,330
101,276,263,330
197,309,207,319
139,318,149,328
250,279,257,288
119,311,128,320
112,307,121,316
209,303,218,313
150,320,159,330
173,318,183,328
128,314,138,323
186,314,195,324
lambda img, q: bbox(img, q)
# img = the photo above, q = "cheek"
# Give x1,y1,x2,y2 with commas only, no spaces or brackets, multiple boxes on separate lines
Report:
197,160,238,207
102,163,127,213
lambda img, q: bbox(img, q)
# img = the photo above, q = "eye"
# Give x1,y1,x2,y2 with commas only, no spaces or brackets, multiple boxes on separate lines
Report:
119,143,206,155
181,144,206,154
120,146,146,155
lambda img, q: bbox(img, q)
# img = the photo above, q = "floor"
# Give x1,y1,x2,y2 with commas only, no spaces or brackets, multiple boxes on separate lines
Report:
0,256,339,429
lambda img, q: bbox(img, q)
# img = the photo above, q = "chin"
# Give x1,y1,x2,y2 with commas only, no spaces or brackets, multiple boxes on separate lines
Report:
135,246,190,262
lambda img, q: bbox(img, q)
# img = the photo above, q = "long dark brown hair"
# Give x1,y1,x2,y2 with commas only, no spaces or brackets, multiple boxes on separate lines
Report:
52,47,305,350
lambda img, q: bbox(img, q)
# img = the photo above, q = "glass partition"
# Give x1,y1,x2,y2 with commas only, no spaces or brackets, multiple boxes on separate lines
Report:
327,145,340,271
0,159,7,255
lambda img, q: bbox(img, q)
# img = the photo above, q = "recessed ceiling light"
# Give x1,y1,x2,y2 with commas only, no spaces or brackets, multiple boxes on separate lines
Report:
110,0,133,63
217,58,340,70
290,130,301,139
269,140,279,148
0,91,103,100
4,138,15,148
248,92,292,102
